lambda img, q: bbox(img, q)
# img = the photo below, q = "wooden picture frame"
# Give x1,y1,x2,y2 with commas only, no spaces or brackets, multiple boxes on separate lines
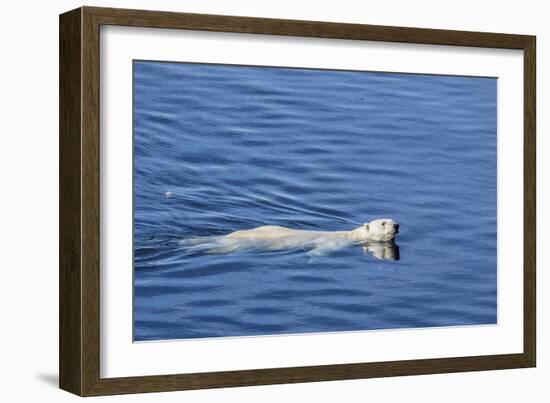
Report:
59,6,536,396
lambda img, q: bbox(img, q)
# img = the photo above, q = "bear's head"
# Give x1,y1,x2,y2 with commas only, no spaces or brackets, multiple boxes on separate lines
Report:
362,218,399,242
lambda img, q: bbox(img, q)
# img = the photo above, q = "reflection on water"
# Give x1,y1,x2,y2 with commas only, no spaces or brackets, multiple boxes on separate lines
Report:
362,241,400,261
133,61,497,341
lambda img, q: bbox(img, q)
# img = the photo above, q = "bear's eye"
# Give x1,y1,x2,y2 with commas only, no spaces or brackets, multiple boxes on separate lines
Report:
382,222,386,226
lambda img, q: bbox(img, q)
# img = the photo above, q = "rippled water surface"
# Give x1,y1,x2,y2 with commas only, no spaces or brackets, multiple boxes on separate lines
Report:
133,61,497,341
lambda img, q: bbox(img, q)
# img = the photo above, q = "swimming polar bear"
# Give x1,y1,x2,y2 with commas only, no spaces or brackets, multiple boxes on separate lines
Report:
226,218,399,243
181,218,399,257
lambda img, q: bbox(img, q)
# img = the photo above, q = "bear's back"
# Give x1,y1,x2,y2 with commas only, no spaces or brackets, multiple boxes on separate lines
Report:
226,225,298,239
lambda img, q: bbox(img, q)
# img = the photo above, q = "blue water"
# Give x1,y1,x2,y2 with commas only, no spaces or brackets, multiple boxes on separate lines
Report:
133,61,497,342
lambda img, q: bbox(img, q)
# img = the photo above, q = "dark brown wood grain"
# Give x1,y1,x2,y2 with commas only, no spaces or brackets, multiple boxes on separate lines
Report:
81,6,102,396
59,7,83,395
59,6,536,396
523,38,536,367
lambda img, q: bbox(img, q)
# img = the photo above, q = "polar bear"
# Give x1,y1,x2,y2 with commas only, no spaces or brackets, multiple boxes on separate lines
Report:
226,218,399,243
182,219,399,257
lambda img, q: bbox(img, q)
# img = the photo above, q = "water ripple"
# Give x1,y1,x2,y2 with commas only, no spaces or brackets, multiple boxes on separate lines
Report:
133,61,497,341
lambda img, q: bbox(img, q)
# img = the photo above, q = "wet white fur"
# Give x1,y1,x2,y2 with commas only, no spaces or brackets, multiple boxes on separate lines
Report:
182,218,399,257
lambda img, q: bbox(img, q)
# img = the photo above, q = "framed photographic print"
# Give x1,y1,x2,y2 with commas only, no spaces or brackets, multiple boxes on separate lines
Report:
59,6,536,396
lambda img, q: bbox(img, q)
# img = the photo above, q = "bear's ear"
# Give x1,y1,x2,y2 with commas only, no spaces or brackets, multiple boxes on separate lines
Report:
363,223,369,231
